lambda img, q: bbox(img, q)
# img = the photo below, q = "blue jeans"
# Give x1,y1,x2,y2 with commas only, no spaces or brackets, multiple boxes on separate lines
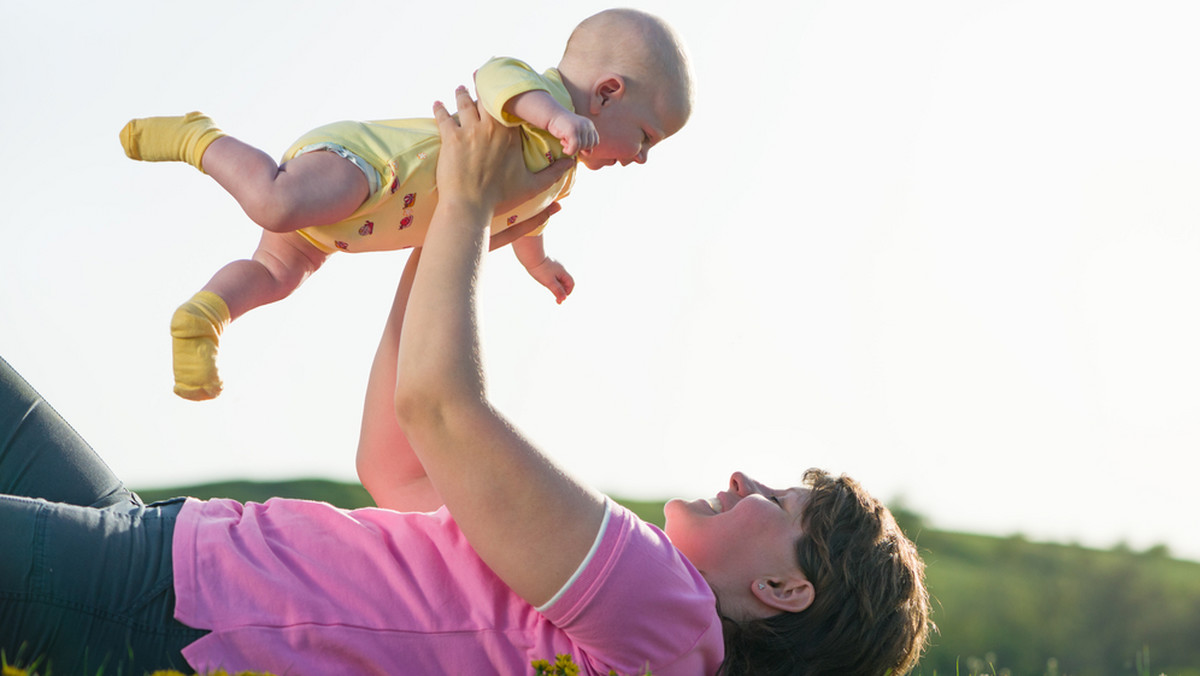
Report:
0,356,205,674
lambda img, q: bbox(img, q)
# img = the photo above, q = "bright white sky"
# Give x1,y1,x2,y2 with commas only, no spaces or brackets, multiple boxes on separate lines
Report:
2,0,1198,561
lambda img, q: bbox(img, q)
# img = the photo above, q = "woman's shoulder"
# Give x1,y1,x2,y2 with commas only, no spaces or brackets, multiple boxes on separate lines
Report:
540,499,724,675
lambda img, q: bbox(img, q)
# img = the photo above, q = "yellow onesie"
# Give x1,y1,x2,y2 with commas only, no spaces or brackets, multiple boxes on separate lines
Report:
287,57,578,254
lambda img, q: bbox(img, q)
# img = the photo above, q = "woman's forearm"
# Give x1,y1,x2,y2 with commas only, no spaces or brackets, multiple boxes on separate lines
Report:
394,201,490,415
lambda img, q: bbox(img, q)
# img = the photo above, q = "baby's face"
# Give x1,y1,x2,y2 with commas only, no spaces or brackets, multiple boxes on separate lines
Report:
579,91,688,171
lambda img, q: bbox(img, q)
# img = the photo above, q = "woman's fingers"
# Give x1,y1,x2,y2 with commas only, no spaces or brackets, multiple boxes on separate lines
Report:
432,99,454,128
433,85,478,128
454,85,481,124
494,159,574,215
487,202,563,251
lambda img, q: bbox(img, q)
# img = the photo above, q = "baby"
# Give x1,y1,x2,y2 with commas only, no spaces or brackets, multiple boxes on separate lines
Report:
120,8,692,400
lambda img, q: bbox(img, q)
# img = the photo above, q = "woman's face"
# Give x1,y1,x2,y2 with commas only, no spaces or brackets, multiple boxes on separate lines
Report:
664,472,810,590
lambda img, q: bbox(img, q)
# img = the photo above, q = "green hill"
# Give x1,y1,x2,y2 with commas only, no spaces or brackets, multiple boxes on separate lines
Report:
136,479,1200,676
137,477,377,510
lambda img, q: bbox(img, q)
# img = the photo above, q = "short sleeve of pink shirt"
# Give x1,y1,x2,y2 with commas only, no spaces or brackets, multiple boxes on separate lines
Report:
173,496,724,675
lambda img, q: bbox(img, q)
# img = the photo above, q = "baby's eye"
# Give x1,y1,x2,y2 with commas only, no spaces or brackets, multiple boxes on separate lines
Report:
768,496,782,507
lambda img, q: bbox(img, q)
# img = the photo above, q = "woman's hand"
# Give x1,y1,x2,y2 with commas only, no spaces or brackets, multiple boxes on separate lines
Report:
433,86,574,218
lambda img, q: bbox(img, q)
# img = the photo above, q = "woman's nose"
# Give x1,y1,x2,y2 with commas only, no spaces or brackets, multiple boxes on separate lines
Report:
729,471,753,496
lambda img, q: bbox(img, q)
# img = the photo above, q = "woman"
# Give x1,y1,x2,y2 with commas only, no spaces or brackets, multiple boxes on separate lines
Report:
0,89,930,675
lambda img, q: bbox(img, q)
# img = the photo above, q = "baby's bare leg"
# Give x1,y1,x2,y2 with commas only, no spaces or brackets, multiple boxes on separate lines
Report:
171,232,329,400
201,139,370,234
203,230,330,319
122,113,369,233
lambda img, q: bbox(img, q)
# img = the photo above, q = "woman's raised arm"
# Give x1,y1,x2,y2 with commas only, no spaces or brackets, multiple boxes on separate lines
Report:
389,88,601,607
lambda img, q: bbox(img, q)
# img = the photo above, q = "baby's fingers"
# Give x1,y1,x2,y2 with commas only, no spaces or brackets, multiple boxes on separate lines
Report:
547,279,568,304
582,127,599,150
559,271,575,297
554,270,575,304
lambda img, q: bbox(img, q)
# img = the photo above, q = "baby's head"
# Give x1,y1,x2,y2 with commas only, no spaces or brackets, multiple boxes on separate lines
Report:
558,8,693,170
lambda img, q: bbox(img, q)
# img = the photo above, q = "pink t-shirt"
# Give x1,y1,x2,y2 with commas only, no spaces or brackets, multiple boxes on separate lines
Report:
173,496,724,675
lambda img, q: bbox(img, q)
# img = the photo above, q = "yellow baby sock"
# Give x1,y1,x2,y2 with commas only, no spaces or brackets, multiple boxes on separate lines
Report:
170,291,231,401
119,112,225,173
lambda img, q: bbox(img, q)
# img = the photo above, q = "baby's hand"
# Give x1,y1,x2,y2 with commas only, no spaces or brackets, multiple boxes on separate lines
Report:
546,112,598,157
525,257,575,304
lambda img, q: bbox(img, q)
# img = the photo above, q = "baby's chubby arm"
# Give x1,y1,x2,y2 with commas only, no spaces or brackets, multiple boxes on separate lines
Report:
505,90,598,157
512,232,574,304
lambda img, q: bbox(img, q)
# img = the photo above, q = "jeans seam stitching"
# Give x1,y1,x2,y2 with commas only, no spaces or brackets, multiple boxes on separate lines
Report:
31,502,48,597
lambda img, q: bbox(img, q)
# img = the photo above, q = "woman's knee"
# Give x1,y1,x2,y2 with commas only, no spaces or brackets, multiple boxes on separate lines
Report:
0,358,131,507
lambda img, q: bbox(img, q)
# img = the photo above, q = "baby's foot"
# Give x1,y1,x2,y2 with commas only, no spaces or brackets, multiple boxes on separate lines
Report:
170,291,231,401
120,112,225,172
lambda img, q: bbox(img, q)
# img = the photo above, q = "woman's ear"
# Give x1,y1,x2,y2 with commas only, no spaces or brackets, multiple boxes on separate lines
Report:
589,74,626,113
752,574,815,614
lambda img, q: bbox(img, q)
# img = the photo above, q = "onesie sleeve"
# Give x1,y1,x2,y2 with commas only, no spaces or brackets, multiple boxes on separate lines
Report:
475,56,558,127
538,499,725,675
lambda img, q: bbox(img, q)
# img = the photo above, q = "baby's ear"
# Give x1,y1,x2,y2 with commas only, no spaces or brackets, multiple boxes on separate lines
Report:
590,74,627,112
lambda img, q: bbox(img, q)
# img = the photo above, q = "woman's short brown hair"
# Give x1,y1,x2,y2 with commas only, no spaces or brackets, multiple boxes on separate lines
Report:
718,469,932,676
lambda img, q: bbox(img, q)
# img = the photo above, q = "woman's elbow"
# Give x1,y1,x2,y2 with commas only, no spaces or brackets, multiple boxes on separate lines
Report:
394,376,485,442
393,381,431,431
393,371,460,430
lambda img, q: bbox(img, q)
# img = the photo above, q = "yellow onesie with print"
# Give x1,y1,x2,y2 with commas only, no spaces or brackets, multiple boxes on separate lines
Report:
287,57,577,254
